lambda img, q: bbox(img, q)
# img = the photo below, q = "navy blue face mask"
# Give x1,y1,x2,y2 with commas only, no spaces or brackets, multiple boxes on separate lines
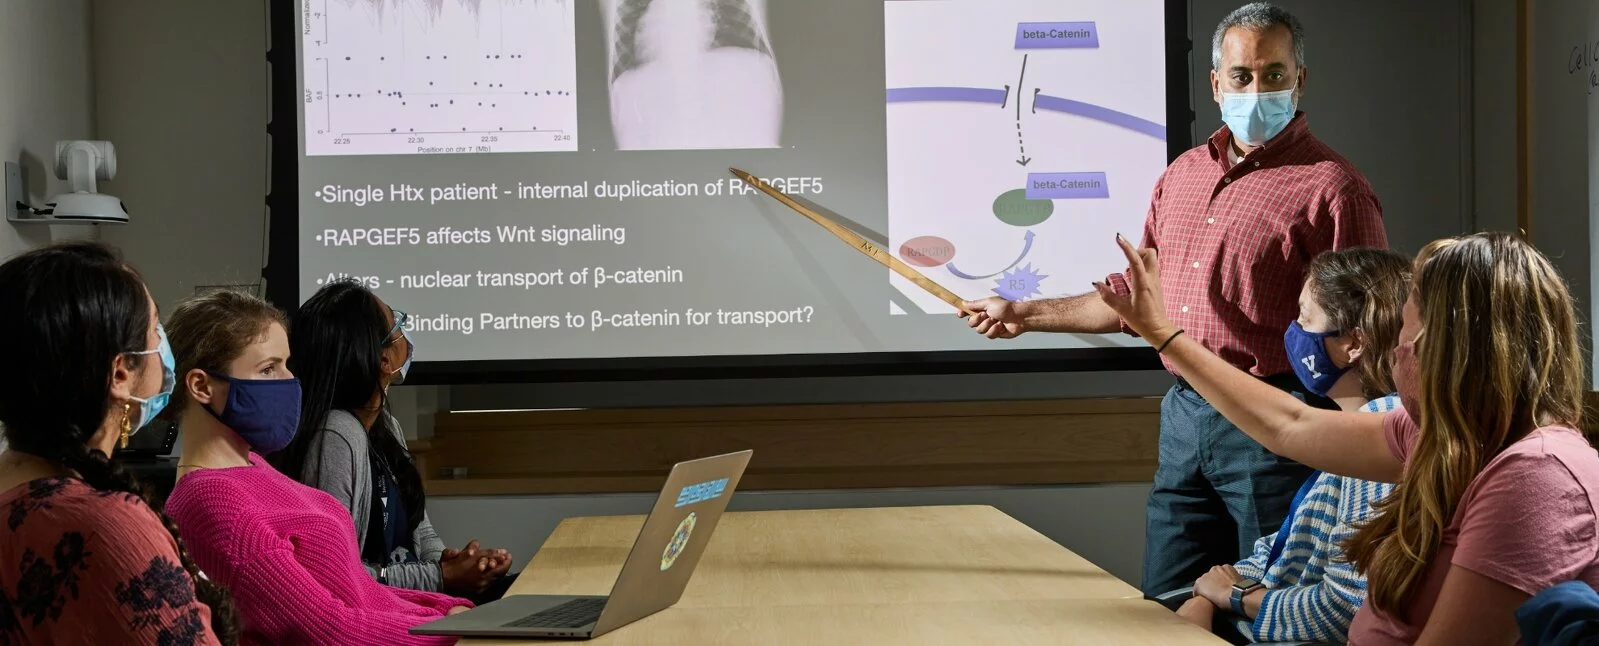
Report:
1284,321,1349,397
203,371,303,454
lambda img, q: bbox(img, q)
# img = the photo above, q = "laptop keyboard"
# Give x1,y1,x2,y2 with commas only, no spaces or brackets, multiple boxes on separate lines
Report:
503,598,607,629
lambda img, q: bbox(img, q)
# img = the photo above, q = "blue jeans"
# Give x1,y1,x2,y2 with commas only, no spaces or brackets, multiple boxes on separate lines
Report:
1140,378,1323,597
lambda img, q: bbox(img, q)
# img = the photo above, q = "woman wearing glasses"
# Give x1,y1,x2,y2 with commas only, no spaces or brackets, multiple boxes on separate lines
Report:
270,280,517,605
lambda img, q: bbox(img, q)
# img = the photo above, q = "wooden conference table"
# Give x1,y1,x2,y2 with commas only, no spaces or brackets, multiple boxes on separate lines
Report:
460,505,1225,645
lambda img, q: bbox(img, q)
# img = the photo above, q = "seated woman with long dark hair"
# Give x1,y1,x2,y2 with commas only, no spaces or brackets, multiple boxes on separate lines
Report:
162,289,470,645
1097,231,1599,644
0,242,234,645
271,280,514,603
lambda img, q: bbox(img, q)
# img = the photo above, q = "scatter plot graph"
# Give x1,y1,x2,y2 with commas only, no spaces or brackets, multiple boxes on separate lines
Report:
302,0,578,156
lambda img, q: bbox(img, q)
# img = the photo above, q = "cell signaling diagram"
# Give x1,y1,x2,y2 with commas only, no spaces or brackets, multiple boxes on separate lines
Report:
884,0,1168,313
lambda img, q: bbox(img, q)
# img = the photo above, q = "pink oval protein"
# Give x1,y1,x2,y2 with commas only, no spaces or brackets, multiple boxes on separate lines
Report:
899,236,957,267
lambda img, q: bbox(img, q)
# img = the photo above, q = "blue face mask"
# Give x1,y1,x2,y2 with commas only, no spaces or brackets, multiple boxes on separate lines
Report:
1284,321,1349,397
203,372,303,454
1220,87,1297,146
128,325,176,435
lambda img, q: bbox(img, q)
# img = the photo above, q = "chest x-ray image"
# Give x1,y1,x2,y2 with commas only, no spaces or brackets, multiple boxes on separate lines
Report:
600,0,784,150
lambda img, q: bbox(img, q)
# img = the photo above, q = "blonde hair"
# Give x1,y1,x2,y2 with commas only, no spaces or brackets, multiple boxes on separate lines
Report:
1344,232,1586,613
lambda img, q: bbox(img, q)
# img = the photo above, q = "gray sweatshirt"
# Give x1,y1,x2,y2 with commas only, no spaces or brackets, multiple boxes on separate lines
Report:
297,408,446,591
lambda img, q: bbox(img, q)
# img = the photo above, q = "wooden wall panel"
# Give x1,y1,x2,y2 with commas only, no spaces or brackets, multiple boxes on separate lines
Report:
415,398,1163,496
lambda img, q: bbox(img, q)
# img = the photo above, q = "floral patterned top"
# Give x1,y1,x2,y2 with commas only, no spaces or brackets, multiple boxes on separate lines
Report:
0,477,220,645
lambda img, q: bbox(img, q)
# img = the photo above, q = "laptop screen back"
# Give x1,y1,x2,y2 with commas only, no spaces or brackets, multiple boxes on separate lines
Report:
591,449,752,636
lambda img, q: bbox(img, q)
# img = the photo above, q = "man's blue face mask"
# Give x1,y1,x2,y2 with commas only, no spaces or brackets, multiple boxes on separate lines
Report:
1220,86,1297,147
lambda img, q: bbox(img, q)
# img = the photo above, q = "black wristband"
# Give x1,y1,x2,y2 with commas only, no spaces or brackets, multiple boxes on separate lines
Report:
1155,328,1185,353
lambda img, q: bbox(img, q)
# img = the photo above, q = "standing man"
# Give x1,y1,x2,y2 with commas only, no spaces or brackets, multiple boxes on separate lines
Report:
963,2,1387,597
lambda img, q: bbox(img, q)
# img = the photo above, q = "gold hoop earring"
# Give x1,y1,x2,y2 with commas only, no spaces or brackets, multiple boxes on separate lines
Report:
119,402,132,449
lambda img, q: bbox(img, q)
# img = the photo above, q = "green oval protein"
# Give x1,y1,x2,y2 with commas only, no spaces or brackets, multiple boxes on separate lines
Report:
992,188,1054,226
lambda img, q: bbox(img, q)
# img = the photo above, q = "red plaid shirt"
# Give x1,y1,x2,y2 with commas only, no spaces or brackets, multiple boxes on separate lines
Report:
1108,114,1387,378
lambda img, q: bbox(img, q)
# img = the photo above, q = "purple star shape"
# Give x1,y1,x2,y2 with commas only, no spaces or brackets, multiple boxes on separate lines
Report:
992,263,1048,302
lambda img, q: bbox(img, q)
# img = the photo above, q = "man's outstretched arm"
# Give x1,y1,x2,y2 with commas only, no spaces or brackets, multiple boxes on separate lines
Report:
962,292,1122,338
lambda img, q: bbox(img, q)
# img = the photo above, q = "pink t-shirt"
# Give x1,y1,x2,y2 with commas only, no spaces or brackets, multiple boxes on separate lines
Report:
1346,411,1599,644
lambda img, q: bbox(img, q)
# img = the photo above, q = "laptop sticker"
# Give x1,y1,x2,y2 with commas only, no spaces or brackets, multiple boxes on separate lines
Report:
661,512,697,571
675,478,729,508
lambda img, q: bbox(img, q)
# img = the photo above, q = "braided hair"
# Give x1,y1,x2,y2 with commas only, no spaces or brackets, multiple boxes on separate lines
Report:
0,242,238,645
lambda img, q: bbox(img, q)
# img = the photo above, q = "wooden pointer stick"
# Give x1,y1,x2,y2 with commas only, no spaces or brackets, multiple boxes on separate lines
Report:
729,167,971,314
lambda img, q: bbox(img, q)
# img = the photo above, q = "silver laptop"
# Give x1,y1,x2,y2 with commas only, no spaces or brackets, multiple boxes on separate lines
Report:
409,449,753,640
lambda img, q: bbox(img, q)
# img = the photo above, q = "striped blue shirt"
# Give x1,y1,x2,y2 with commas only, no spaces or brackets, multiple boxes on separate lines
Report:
1230,394,1400,644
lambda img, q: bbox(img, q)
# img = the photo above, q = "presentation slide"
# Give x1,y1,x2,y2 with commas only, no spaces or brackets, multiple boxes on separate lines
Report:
293,0,1170,365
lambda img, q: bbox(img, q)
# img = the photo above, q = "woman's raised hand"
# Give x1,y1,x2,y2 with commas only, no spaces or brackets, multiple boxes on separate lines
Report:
1093,234,1179,343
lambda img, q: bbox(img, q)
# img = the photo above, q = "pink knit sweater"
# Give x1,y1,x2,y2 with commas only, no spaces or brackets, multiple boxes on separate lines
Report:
165,453,469,645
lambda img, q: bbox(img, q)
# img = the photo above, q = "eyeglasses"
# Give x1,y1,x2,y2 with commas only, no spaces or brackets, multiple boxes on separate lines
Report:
387,309,410,345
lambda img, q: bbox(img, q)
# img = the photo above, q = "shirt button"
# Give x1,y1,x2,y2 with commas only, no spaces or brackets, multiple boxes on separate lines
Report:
1192,262,1200,268
1253,161,1261,167
1223,177,1232,184
1181,306,1190,313
1207,217,1215,224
